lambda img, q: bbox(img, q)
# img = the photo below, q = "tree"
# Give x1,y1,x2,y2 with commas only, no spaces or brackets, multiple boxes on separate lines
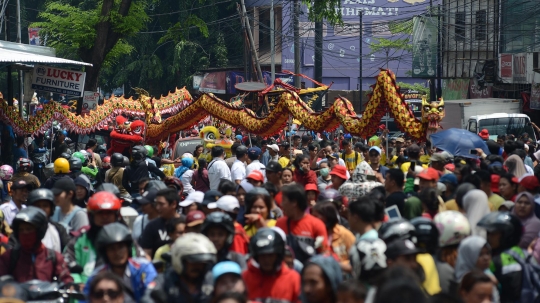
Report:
32,0,149,91
369,20,413,69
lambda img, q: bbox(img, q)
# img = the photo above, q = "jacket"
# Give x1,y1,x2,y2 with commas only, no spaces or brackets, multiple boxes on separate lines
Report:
330,224,355,265
490,246,524,303
293,169,317,187
43,174,71,189
146,268,214,303
106,167,128,195
85,258,157,303
123,160,165,194
243,260,301,303
13,172,41,188
82,165,99,179
230,222,250,255
301,255,342,303
0,244,73,283
63,231,97,284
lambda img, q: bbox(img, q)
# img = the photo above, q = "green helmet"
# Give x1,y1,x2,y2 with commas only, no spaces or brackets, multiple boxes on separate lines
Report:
72,151,85,163
144,145,154,157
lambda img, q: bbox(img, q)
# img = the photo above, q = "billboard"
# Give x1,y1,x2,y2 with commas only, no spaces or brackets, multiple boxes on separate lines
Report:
31,65,86,97
499,53,513,83
412,16,438,78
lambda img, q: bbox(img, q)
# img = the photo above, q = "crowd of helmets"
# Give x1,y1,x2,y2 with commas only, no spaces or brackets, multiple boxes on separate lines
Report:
2,131,540,303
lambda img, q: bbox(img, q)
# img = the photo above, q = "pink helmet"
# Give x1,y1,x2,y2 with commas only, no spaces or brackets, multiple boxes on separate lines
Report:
0,165,14,181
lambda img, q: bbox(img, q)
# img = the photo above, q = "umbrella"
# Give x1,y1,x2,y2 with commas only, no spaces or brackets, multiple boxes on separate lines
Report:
430,128,490,158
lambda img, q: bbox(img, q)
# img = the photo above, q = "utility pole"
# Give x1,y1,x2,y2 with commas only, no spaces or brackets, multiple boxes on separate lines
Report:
270,0,275,82
359,12,363,109
429,0,436,102
240,0,263,82
238,5,249,81
16,0,23,117
293,0,301,88
314,9,323,84
5,5,13,106
436,4,442,99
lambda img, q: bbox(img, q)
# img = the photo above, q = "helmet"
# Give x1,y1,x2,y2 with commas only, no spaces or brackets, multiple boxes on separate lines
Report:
79,150,91,164
378,218,417,244
12,206,48,241
249,228,285,261
0,165,13,180
17,158,33,173
350,238,387,282
411,217,439,254
122,156,130,167
111,153,124,167
95,222,132,260
43,163,55,179
433,211,471,247
87,191,122,212
477,211,522,251
96,183,121,198
171,233,217,275
72,151,85,164
27,188,54,207
144,145,154,157
164,177,183,192
317,188,345,207
132,145,147,161
102,156,111,168
201,212,235,249
59,152,72,160
69,157,82,171
54,158,70,174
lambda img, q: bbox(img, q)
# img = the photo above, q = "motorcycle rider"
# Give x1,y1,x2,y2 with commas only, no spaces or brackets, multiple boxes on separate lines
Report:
0,164,13,202
85,222,157,303
74,175,93,208
123,146,165,197
51,178,90,233
27,188,70,252
145,233,216,303
70,156,84,179
13,158,40,189
201,212,247,269
64,191,123,285
105,153,129,197
0,178,32,225
0,206,73,283
43,157,72,189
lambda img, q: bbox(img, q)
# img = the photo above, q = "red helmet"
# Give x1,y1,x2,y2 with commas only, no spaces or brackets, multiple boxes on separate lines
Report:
165,177,184,192
87,191,122,212
102,156,111,168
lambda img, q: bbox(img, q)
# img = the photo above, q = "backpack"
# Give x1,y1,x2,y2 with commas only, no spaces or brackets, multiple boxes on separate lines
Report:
8,246,58,281
506,249,540,303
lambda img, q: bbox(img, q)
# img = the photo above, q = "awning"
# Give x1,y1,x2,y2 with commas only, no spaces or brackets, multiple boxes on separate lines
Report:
0,44,92,66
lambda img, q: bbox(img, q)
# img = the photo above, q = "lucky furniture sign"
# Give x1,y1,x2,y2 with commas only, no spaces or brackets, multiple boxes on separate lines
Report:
32,65,86,97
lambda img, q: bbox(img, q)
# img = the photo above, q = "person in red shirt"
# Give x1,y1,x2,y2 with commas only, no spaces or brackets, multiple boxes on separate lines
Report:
276,184,328,264
293,155,317,186
243,228,301,303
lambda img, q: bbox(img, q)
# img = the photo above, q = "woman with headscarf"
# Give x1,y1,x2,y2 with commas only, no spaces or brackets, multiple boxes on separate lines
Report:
504,154,528,180
512,192,540,249
455,236,499,302
462,190,491,238
174,156,195,194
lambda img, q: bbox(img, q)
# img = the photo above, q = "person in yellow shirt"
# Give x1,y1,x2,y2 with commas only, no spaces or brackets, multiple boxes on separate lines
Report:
477,171,505,211
341,141,362,172
244,188,276,237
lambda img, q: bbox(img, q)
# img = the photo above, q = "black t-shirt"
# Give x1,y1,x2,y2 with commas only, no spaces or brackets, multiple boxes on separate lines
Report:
386,191,406,215
138,217,168,257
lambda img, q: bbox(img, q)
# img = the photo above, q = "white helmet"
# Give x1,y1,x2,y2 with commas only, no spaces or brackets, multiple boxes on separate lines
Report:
171,233,217,274
433,211,471,247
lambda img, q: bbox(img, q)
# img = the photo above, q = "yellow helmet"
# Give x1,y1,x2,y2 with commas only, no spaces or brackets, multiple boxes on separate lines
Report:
54,158,70,174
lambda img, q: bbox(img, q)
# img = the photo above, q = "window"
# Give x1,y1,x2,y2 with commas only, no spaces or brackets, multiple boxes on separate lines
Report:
468,120,477,133
455,12,465,41
475,10,487,41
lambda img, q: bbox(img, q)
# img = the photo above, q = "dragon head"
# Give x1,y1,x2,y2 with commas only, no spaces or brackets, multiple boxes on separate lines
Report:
130,120,146,136
422,95,445,134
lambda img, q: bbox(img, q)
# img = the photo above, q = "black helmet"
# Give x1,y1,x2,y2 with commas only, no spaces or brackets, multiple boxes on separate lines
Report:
27,188,54,208
146,180,167,191
111,153,124,167
131,145,147,161
378,218,417,245
478,211,522,251
16,158,33,173
12,206,48,242
59,152,72,160
69,157,82,171
249,228,285,260
122,156,130,167
317,188,344,207
201,212,235,248
95,222,132,260
96,183,121,198
410,217,439,254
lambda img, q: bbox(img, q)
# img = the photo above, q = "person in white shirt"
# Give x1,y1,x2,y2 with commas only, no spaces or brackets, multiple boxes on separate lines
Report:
267,144,280,162
231,145,248,184
0,178,30,225
208,146,232,190
246,147,266,179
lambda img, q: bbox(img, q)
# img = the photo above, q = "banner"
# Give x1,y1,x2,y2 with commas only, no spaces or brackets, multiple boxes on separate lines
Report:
28,28,40,45
199,72,227,94
468,79,492,99
82,91,99,115
31,65,86,97
499,54,513,83
412,16,437,78
513,53,528,84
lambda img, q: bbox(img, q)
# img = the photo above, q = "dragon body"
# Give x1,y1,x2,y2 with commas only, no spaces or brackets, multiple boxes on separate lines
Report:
0,69,444,142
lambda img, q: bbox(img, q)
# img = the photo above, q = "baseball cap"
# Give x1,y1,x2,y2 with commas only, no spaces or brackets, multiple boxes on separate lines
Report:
136,188,158,205
520,175,540,191
417,168,440,182
439,173,458,186
212,261,242,283
213,195,240,212
248,147,262,157
385,239,420,259
247,170,265,182
369,146,382,155
266,161,282,172
407,144,420,154
203,190,223,208
327,153,339,160
395,138,405,143
186,210,205,227
267,144,279,152
329,165,348,180
430,153,447,162
51,177,76,195
179,191,205,207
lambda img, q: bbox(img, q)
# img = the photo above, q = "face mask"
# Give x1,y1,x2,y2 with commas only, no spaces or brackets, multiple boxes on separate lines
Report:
19,231,37,251
320,167,330,177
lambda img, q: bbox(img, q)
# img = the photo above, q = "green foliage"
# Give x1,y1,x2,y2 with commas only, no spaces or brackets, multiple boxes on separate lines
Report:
304,0,343,25
158,14,209,44
388,19,413,35
397,82,430,95
370,37,412,54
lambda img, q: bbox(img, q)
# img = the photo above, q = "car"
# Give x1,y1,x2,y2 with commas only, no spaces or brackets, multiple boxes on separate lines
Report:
172,137,201,160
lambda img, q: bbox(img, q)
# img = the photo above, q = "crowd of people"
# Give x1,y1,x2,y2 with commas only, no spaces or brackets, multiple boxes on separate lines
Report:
0,127,539,303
